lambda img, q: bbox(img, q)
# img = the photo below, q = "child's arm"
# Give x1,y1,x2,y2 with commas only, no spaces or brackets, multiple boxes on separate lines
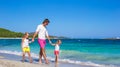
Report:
29,40,32,43
21,38,24,47
51,43,56,46
21,38,24,51
49,41,56,46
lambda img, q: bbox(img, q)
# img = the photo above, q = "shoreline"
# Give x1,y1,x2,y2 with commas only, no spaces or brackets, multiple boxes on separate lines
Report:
0,52,87,67
1,37,120,40
0,39,120,67
0,38,65,39
0,51,118,67
0,38,22,39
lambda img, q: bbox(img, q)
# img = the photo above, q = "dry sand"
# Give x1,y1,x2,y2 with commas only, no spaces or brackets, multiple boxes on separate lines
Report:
0,59,51,67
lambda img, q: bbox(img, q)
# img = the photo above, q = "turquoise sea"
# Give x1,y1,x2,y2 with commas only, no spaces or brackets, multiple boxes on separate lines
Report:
0,39,120,66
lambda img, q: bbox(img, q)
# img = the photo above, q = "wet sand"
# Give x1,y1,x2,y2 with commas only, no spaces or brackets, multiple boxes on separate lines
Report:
0,53,90,67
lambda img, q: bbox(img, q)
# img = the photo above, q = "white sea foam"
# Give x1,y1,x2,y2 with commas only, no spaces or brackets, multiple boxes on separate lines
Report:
0,38,22,39
0,50,118,67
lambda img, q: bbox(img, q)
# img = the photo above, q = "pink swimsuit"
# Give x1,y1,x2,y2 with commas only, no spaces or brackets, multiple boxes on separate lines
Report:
38,39,46,48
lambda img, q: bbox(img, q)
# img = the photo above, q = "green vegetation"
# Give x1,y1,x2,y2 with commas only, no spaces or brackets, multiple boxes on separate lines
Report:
0,28,23,38
0,28,68,39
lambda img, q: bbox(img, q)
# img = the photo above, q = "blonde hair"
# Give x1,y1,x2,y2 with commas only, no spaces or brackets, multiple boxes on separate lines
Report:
23,32,28,38
56,40,61,43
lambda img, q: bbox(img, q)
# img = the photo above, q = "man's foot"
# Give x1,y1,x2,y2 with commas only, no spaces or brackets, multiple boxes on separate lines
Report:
55,62,59,64
39,60,42,64
45,60,49,64
45,62,49,64
30,60,33,63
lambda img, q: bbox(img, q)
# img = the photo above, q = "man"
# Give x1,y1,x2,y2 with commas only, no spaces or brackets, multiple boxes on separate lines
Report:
32,19,51,64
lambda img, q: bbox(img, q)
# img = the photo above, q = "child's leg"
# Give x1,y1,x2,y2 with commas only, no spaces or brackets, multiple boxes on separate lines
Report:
27,52,33,63
55,55,59,63
22,52,25,62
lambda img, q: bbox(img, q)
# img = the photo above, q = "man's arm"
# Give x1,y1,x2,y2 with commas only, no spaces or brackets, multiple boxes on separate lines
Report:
32,32,38,42
32,25,40,42
46,36,56,46
46,35,51,43
46,30,51,43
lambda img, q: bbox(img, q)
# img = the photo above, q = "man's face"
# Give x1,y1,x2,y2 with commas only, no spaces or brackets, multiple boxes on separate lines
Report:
45,22,49,26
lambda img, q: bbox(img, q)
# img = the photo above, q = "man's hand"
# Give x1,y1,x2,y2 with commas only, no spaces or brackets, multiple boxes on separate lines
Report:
32,38,34,42
49,40,52,44
32,32,38,42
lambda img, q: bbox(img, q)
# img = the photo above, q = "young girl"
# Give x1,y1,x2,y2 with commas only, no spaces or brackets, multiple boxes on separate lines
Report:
21,32,32,63
50,40,62,63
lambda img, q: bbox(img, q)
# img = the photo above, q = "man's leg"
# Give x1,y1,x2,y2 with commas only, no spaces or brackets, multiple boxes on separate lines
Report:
41,48,49,64
43,48,47,57
38,39,43,64
39,48,42,64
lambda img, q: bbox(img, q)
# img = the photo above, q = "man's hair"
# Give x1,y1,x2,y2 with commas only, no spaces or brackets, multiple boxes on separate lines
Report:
42,19,50,24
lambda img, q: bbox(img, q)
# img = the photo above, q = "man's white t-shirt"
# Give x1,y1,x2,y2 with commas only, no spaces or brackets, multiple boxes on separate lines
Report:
36,24,49,39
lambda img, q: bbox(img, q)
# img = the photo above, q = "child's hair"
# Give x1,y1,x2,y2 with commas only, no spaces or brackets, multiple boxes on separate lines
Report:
23,32,28,38
56,40,61,43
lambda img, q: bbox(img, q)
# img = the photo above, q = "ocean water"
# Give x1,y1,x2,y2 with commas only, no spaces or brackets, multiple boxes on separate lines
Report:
0,39,120,67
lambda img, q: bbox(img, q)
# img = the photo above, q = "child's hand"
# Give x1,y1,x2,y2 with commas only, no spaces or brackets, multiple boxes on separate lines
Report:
29,41,32,43
49,40,52,44
32,38,34,42
50,42,56,46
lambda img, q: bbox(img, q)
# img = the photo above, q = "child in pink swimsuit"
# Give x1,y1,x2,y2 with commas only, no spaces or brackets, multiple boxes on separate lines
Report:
50,40,62,63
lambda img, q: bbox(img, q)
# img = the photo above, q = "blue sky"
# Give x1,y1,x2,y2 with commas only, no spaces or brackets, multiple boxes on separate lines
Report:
0,0,120,38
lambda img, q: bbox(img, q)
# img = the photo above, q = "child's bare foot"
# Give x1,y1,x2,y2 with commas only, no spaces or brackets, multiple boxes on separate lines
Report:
22,60,24,63
30,60,33,63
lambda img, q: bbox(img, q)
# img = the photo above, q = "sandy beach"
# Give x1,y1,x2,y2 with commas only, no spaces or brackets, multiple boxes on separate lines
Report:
0,53,91,67
0,59,49,67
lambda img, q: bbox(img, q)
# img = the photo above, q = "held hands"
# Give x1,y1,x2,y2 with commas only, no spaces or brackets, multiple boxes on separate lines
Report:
49,40,52,44
49,40,53,45
49,40,55,46
32,38,34,42
29,41,32,43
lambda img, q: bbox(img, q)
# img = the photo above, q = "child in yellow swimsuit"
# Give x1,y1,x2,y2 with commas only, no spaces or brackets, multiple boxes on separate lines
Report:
21,32,32,63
